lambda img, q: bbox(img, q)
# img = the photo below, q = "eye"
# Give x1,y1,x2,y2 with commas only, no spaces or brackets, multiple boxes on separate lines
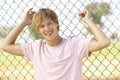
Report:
39,25,44,29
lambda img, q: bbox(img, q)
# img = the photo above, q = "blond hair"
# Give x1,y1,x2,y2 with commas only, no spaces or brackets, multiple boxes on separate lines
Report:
32,8,59,31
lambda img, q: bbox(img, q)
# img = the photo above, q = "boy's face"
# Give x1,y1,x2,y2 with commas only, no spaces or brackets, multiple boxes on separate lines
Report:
38,19,59,41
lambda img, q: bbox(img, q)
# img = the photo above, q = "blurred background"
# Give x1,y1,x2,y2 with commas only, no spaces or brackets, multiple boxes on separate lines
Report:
0,0,120,80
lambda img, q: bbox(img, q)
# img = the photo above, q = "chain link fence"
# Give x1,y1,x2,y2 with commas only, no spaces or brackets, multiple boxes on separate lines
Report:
0,0,120,80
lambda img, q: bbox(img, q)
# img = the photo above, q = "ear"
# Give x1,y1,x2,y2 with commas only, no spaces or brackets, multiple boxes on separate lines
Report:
57,26,59,30
55,23,59,30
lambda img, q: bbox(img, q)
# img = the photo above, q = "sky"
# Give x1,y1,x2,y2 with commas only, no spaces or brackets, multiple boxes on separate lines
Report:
0,0,120,40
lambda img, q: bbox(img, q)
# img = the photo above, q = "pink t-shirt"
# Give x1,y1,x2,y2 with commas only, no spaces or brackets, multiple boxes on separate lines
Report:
21,36,91,80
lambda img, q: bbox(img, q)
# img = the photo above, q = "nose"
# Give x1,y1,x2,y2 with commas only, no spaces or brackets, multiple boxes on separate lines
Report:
44,25,49,31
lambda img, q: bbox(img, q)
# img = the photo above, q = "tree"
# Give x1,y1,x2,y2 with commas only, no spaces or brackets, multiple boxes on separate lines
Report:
85,2,112,34
28,2,112,39
0,26,14,43
28,25,44,39
0,26,14,38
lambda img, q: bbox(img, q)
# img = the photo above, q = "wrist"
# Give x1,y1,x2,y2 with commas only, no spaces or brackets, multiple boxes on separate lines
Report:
84,18,95,26
20,21,28,27
83,18,91,23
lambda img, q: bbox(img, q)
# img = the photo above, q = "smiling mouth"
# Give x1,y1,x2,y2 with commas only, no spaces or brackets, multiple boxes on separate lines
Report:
45,31,53,36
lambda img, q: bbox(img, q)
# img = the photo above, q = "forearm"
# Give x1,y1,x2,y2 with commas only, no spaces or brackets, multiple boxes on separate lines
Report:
3,8,35,46
79,9,110,52
3,22,27,46
85,19,108,41
0,8,34,56
85,18,110,50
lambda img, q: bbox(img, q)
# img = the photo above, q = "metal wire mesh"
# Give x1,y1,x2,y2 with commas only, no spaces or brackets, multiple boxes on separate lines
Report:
0,0,120,80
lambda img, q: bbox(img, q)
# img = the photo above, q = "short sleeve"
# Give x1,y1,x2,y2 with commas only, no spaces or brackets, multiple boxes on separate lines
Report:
70,36,92,58
21,43,33,60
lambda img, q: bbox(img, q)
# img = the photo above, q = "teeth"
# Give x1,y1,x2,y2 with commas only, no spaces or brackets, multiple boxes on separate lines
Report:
46,32,52,35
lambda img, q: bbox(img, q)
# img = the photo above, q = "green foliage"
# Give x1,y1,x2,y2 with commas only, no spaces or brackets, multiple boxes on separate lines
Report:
28,2,112,39
0,26,14,38
28,25,44,40
86,2,112,27
85,2,112,34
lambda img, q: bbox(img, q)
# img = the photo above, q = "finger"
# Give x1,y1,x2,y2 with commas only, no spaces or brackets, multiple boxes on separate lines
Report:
79,9,87,17
31,11,36,18
27,8,33,15
29,8,33,11
31,11,36,15
79,13,85,17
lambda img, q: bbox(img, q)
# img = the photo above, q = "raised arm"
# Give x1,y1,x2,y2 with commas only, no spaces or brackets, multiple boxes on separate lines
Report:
79,9,111,52
1,8,35,56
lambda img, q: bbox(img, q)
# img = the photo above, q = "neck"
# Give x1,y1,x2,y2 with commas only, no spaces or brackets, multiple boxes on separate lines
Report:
46,36,62,46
